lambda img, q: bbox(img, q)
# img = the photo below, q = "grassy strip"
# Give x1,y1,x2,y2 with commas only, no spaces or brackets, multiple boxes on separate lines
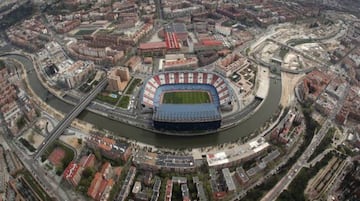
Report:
96,94,119,105
277,152,337,201
307,127,335,162
125,78,142,95
22,170,53,201
118,96,130,108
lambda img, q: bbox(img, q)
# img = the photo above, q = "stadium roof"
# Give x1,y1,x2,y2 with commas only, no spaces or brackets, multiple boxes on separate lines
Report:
153,104,221,123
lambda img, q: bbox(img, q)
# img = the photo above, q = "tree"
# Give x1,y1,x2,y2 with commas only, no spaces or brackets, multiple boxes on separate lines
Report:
82,167,96,178
94,149,102,161
77,138,82,144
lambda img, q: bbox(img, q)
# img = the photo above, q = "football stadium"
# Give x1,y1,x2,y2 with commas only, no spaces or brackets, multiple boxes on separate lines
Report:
140,71,233,133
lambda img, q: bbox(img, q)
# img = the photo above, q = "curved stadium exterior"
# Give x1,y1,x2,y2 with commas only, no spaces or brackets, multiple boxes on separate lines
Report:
141,71,232,133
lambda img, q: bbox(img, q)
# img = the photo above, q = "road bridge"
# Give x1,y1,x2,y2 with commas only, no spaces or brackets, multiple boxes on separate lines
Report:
266,38,329,67
33,78,108,159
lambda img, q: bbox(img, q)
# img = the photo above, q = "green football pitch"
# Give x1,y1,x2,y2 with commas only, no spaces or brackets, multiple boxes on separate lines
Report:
162,91,211,104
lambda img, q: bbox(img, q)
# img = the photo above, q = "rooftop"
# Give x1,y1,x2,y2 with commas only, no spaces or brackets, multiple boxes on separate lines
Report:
206,137,270,167
139,41,167,50
153,104,221,123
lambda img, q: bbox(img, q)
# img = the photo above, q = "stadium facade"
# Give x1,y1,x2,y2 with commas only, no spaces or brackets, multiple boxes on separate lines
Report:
140,71,233,133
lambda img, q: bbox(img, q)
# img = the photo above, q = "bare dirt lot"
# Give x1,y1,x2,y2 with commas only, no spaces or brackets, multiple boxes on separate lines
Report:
280,72,304,107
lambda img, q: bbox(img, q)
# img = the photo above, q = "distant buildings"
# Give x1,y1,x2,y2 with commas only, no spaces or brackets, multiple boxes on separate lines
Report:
0,63,36,135
163,1,204,19
107,67,131,92
6,16,50,51
67,42,125,65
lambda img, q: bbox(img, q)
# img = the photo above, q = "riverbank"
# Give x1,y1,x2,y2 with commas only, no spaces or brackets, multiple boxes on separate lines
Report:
6,53,282,148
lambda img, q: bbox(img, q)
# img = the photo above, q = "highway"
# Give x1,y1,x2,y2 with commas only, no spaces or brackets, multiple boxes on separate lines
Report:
33,78,108,159
260,82,349,201
260,119,332,201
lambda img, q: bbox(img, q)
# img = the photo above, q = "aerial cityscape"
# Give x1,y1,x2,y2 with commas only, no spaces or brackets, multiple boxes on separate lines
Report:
0,0,359,201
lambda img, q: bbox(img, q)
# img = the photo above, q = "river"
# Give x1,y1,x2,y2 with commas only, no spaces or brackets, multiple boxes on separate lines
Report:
8,54,282,148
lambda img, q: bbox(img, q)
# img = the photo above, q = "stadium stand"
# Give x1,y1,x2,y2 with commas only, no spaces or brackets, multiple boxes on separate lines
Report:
140,72,232,132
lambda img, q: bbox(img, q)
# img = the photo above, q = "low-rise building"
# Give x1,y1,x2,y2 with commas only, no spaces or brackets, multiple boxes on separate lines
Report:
115,166,136,201
133,151,196,173
235,167,249,185
181,184,190,201
206,138,270,169
87,172,114,201
63,162,83,187
164,180,173,201
193,176,207,201
215,53,250,77
86,135,132,162
56,60,95,89
161,56,198,71
222,168,236,192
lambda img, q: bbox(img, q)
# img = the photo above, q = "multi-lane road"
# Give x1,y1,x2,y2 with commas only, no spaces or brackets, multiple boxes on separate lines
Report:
33,78,108,159
260,120,332,201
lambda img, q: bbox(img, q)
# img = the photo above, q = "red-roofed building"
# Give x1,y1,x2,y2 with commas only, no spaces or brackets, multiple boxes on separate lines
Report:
163,57,198,70
79,154,96,168
63,162,83,187
86,135,132,162
100,162,113,180
138,42,167,55
202,40,222,46
165,180,173,201
88,173,102,199
165,32,180,49
88,172,115,201
194,39,224,52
